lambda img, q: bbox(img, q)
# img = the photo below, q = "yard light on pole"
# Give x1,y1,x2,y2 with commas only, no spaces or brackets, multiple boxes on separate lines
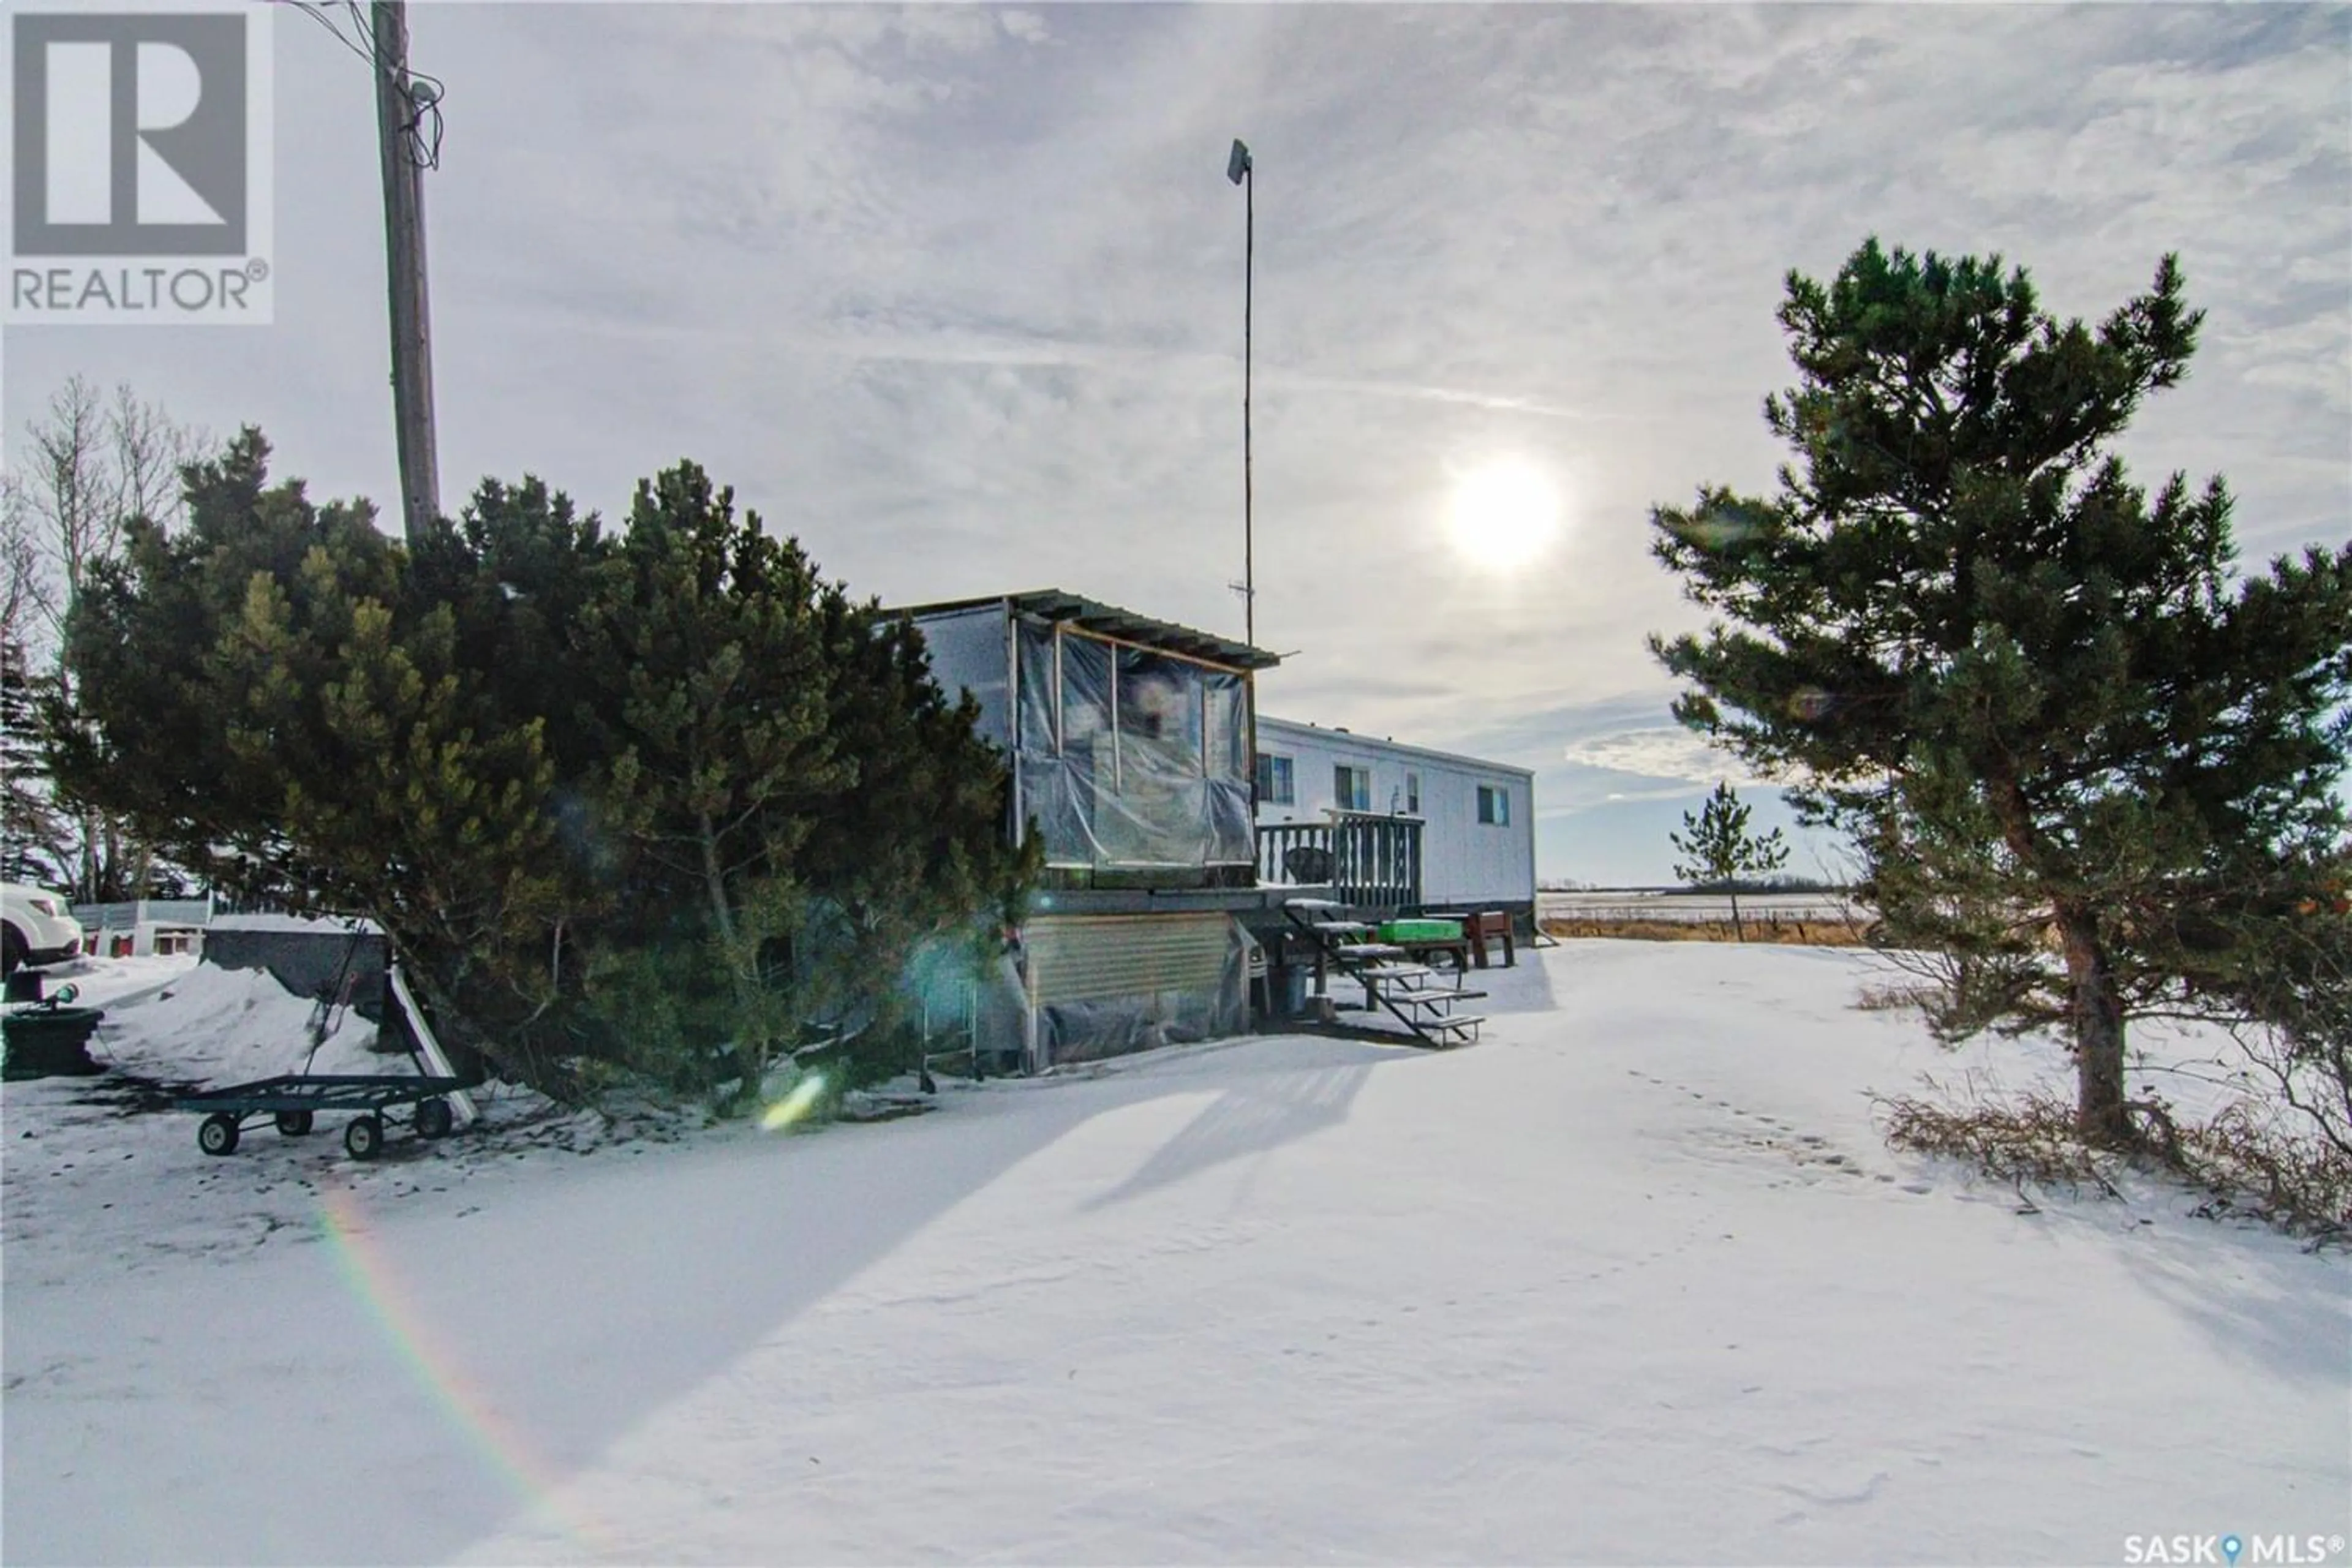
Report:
1227,137,1254,650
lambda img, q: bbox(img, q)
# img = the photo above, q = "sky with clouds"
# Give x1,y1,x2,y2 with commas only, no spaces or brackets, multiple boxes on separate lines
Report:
4,2,2346,885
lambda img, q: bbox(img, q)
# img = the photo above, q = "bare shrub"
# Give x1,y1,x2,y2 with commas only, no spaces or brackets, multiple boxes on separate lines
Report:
1853,982,1941,1013
1879,1079,2352,1244
2217,921,2352,1166
1878,1085,2120,1200
2171,1102,2352,1243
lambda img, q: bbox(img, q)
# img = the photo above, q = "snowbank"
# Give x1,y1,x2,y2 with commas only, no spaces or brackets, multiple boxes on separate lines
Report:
205,912,383,933
92,956,390,1081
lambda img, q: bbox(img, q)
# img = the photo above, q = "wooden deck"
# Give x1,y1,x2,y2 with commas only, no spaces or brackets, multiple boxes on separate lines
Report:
1256,815,1422,908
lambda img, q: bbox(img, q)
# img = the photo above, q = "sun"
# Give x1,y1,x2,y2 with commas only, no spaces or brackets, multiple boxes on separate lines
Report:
1446,458,1563,570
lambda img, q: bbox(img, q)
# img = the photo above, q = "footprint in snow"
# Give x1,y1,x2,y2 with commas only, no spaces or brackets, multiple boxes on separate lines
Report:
1777,1470,1891,1509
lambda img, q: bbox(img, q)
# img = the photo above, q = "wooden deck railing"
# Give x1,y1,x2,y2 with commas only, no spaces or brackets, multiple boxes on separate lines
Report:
1256,815,1422,909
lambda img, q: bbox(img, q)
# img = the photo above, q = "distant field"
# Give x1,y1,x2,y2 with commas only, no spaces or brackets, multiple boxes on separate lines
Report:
1538,891,1871,945
1539,891,1866,922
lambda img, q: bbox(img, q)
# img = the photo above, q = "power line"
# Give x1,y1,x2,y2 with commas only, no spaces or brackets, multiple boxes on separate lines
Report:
273,0,445,170
277,0,374,68
342,0,445,170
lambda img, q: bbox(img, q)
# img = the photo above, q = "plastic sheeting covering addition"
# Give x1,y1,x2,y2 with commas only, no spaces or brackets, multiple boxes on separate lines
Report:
1014,619,1253,870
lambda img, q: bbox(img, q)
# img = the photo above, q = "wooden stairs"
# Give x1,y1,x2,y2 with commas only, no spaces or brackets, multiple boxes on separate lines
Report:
1281,899,1487,1047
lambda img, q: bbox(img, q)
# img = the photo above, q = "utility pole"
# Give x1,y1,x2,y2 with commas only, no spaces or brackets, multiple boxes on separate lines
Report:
1226,138,1259,824
1227,138,1254,649
372,0,440,543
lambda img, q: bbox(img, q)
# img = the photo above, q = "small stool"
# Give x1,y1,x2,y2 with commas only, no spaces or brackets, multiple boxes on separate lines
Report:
1463,910,1515,968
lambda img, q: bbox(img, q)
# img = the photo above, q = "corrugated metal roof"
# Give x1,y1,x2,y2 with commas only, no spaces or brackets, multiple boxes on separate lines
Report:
887,589,1281,672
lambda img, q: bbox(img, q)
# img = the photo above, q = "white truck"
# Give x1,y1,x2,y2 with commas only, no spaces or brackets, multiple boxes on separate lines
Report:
2,883,85,977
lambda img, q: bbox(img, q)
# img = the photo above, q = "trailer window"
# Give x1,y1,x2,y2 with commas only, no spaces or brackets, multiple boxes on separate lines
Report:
1335,764,1371,812
1256,753,1294,804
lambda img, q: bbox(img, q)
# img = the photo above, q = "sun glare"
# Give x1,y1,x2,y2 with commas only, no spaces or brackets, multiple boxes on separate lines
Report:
760,1071,829,1132
1446,459,1563,570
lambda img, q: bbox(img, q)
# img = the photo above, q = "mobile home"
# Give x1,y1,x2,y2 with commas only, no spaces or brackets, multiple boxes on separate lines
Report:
1252,716,1537,927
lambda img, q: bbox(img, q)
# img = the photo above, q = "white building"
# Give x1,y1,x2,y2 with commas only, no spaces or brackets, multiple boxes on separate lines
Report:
69,898,213,959
892,595,1541,1068
898,589,1275,1072
1253,716,1536,918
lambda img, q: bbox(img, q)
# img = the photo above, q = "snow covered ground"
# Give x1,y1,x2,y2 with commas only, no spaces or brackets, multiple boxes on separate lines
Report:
4,941,2346,1566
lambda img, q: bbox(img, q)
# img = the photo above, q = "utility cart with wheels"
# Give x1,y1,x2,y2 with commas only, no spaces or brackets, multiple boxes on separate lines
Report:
173,930,481,1163
183,1072,471,1161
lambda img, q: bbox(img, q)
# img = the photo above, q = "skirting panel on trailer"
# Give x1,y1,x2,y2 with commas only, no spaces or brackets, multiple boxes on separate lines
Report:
1019,913,1248,1069
1023,913,1231,1004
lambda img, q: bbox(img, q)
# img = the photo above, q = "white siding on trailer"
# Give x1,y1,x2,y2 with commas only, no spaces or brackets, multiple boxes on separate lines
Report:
1414,767,1533,907
1253,720,1534,907
1253,728,1399,827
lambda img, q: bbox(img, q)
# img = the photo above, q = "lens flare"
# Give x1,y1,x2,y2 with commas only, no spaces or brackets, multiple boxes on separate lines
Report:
1681,511,1762,550
760,1070,830,1132
1787,687,1836,722
315,1186,609,1551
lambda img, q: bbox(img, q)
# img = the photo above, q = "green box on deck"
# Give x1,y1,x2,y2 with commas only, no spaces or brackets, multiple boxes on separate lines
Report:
1378,919,1463,943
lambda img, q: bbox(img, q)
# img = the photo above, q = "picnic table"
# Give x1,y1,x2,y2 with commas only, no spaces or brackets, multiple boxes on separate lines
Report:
1419,910,1517,968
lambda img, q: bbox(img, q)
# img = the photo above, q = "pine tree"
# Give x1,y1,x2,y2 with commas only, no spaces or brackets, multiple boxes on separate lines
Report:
58,437,1035,1105
802,591,1043,1084
1649,241,2352,1148
568,462,1033,1105
567,461,856,1102
57,431,580,1083
1668,782,1789,941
